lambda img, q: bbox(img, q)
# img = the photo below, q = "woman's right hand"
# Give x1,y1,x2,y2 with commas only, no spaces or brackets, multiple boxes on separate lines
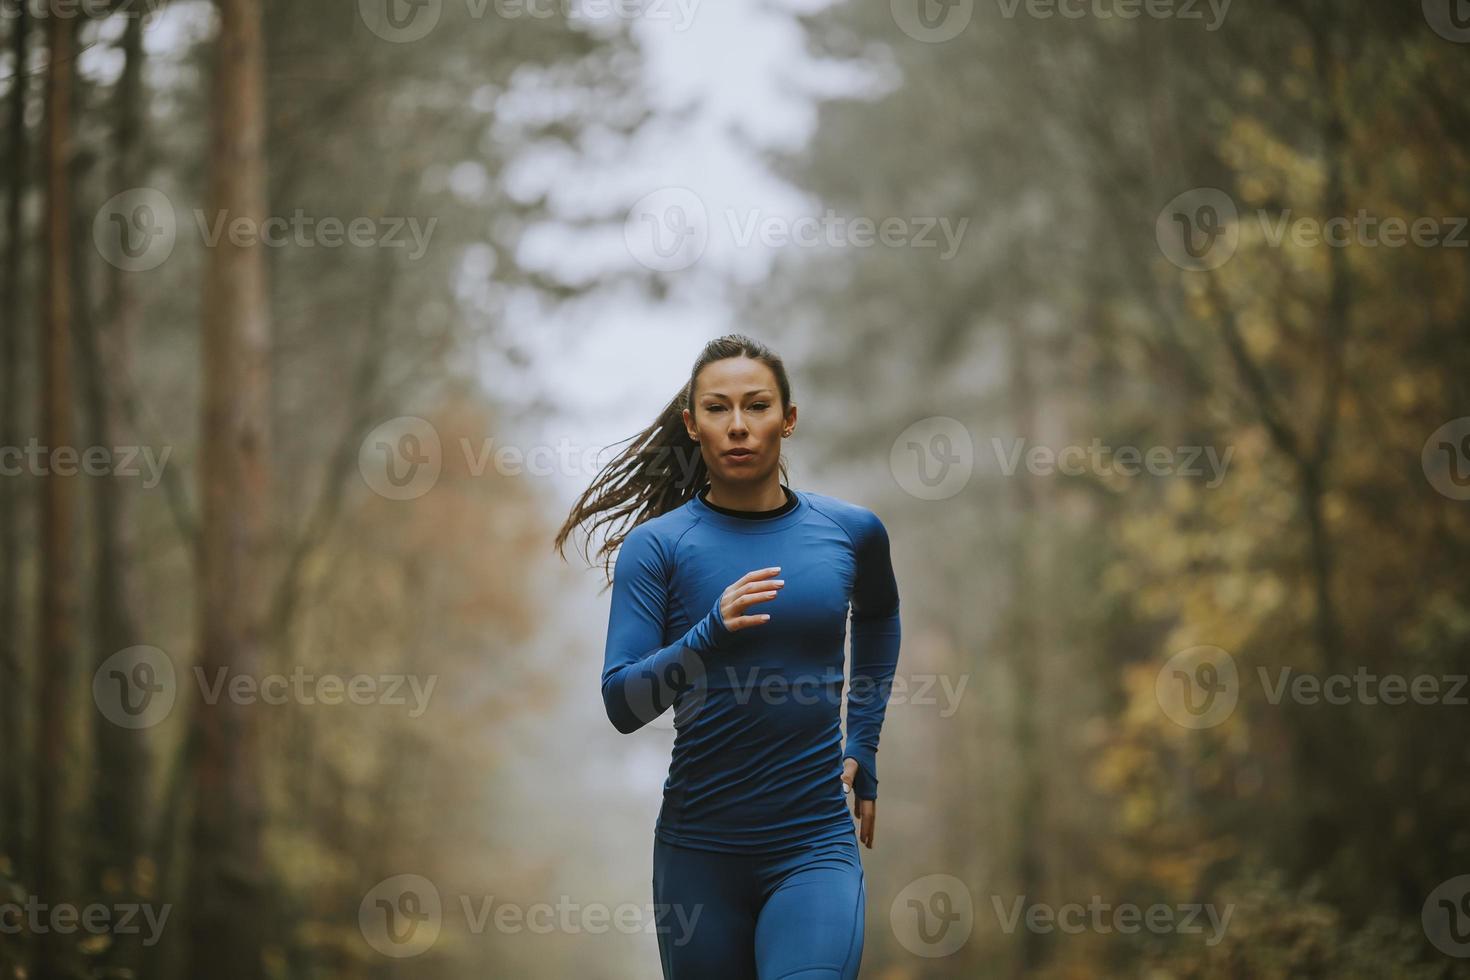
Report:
719,566,784,631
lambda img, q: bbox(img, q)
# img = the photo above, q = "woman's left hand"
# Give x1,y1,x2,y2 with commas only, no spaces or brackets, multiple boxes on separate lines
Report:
840,758,876,849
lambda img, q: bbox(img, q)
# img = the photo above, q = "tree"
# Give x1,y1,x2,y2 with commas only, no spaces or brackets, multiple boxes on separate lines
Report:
35,7,81,980
185,0,273,975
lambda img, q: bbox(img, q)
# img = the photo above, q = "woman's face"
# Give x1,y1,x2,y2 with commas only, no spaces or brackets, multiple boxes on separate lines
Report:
684,356,796,485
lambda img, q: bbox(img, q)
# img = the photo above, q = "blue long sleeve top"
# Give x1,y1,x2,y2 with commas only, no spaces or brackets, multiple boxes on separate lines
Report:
600,485,902,853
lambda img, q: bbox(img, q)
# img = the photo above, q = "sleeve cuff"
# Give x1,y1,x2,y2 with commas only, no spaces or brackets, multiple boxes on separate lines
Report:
843,751,879,801
708,592,732,644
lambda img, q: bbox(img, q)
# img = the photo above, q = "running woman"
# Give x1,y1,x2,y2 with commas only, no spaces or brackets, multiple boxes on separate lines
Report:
554,334,902,979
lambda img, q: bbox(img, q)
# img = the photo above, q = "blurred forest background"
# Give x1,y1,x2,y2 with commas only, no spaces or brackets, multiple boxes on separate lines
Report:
1,0,1468,977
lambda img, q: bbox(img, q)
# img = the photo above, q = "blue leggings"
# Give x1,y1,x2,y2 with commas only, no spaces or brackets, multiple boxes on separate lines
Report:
651,832,866,979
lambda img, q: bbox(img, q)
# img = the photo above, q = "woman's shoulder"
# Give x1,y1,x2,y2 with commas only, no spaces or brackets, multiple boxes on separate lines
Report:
622,499,702,551
798,489,887,541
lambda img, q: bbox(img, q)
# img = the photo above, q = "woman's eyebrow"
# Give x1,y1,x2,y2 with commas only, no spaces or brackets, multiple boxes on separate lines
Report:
703,388,774,399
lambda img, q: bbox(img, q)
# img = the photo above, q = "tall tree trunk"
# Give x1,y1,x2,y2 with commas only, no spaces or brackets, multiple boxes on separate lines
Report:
185,0,273,975
1,3,31,894
36,8,81,980
75,13,152,979
86,0,150,887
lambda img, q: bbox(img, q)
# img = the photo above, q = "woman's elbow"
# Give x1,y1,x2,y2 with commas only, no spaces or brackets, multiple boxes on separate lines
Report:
601,677,646,734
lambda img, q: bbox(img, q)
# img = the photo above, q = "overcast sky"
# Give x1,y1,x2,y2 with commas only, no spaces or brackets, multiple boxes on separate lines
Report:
494,0,882,509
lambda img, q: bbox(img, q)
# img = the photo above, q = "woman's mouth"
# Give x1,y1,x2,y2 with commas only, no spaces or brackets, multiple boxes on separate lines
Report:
724,448,756,462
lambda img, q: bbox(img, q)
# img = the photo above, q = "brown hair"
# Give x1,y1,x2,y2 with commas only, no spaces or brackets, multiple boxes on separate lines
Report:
553,333,792,588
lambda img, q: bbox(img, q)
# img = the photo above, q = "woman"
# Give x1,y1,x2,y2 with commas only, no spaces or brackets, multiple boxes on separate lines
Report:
554,333,902,979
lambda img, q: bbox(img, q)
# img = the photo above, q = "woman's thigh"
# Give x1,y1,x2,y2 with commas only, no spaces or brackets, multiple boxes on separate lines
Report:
652,837,760,980
752,836,866,980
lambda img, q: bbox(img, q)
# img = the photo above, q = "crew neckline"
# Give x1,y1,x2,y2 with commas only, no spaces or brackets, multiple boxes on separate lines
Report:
688,484,809,532
698,484,797,519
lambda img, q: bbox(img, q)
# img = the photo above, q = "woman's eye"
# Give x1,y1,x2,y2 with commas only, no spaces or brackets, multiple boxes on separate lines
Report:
750,403,769,410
